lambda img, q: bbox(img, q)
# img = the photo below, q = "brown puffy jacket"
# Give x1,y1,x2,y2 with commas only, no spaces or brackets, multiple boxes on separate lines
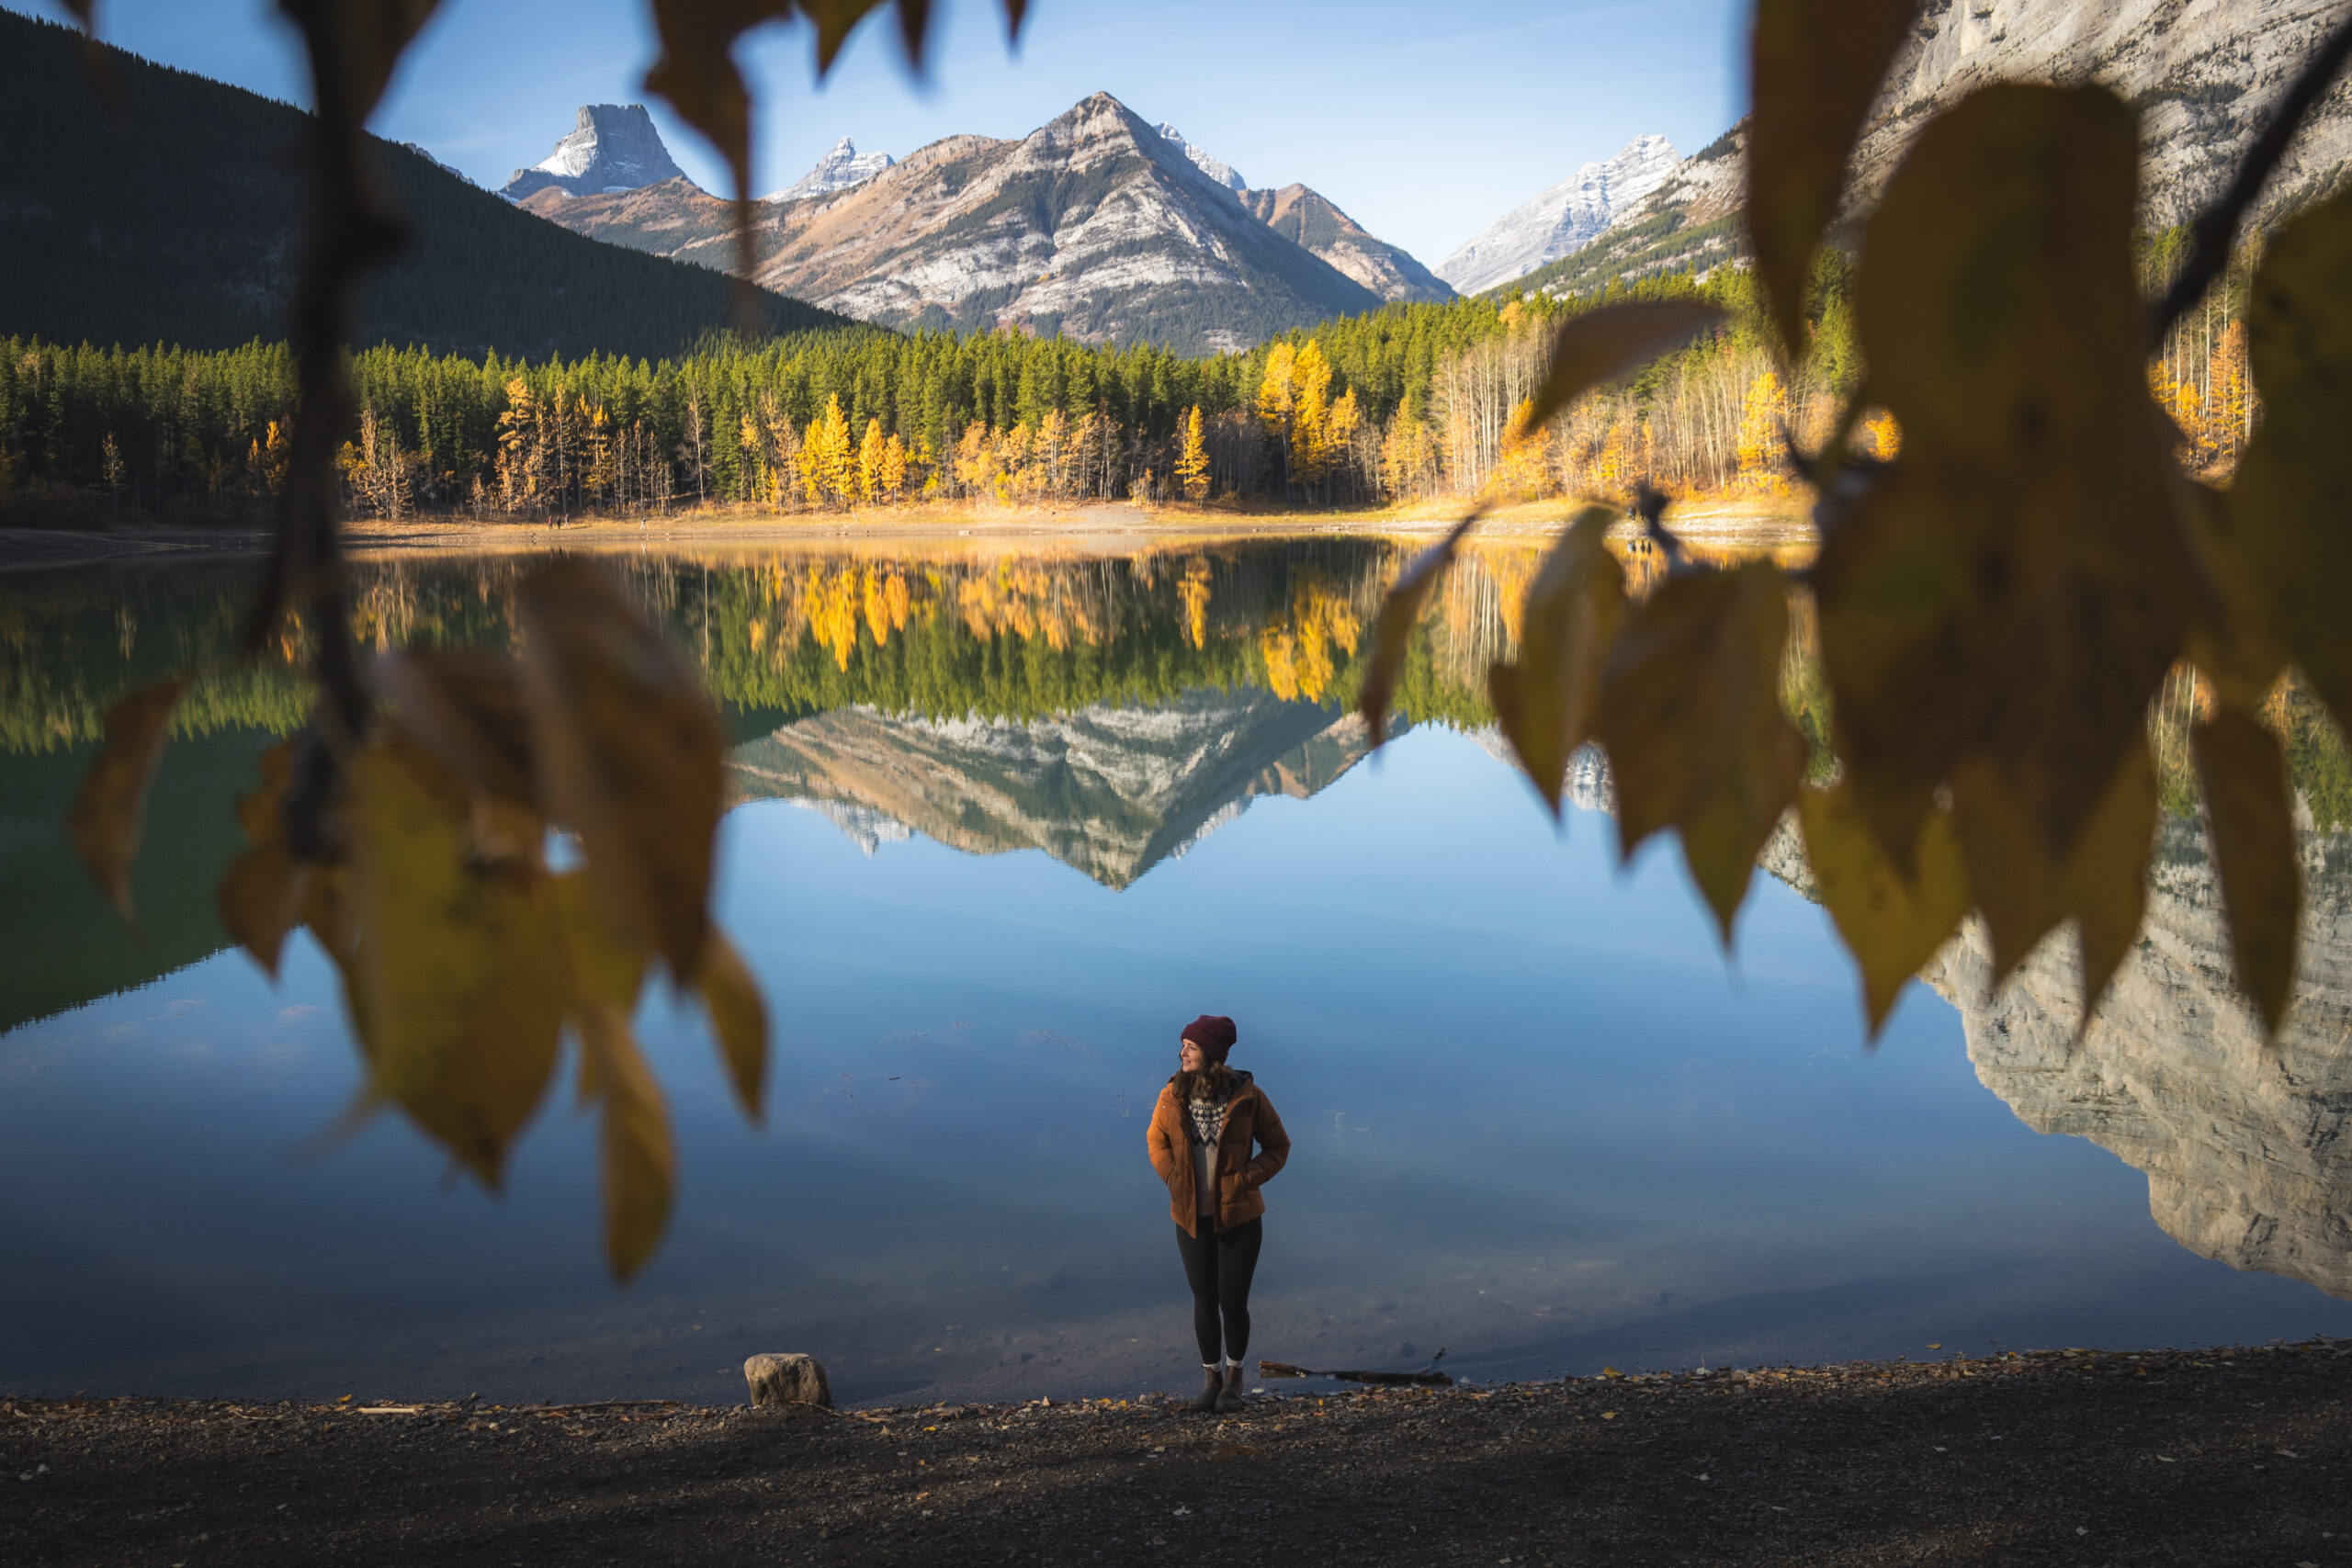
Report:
1148,1071,1290,1236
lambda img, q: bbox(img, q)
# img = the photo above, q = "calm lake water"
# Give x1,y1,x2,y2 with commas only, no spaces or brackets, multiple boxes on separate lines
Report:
5,535,2351,1408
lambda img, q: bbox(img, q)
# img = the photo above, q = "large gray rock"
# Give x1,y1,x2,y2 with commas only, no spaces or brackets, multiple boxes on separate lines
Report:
744,1353,832,1409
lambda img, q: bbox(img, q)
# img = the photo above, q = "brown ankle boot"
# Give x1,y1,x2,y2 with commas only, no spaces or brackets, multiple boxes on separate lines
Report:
1216,1364,1247,1413
1191,1367,1222,1411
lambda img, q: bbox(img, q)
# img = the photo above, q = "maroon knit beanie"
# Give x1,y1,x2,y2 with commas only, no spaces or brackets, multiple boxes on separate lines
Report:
1182,1014,1238,1063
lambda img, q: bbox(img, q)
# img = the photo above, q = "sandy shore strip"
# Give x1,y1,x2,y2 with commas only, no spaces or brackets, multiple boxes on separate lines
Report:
6,1339,2344,1565
0,499,1815,573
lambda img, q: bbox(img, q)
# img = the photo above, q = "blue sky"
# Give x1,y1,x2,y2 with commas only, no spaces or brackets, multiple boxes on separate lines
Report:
19,0,1747,265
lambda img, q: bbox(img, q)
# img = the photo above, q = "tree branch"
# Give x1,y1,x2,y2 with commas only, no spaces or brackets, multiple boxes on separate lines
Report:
2149,6,2352,345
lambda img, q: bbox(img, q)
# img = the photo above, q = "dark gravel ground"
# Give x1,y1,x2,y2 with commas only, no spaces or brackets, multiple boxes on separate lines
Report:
6,1340,2349,1566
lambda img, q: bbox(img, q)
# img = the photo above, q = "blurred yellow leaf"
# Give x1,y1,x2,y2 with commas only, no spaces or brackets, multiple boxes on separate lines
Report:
277,0,445,123
514,559,726,981
573,999,675,1281
1487,506,1625,814
1819,85,2196,879
1747,0,1917,354
1951,732,2156,1019
376,649,537,809
1598,562,1807,943
2193,711,2301,1036
2228,187,2352,743
68,676,191,927
347,737,566,1190
2178,480,2288,713
1522,301,1725,439
1797,777,1970,1036
695,929,770,1122
1358,510,1483,748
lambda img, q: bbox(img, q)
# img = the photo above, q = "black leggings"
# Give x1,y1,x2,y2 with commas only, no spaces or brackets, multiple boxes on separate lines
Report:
1174,1217,1262,1365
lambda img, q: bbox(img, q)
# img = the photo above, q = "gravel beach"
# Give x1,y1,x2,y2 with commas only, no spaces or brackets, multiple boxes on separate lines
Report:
6,1340,2347,1565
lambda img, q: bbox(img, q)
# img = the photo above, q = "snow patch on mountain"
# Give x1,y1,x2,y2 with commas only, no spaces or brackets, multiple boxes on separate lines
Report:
1156,123,1247,195
767,137,897,203
1434,134,1679,296
501,105,687,202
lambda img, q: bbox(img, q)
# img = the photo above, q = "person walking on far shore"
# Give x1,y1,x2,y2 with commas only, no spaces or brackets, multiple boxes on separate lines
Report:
1148,1014,1290,1413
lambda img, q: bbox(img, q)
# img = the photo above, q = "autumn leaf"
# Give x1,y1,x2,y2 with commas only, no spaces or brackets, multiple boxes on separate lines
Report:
277,0,445,125
2177,480,2288,714
2226,186,2352,744
1597,561,1807,943
346,736,566,1190
1521,301,1726,439
217,749,307,979
1817,85,2198,878
1487,506,1626,813
695,929,770,1122
1747,0,1919,354
1358,510,1484,748
1796,778,1970,1037
2193,710,2301,1036
375,649,537,808
68,676,192,927
514,559,727,981
1950,732,2156,1021
573,999,675,1281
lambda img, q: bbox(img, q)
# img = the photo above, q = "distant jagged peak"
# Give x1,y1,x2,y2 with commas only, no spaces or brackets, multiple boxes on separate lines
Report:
502,104,687,203
766,136,897,203
1155,121,1248,195
1434,132,1680,297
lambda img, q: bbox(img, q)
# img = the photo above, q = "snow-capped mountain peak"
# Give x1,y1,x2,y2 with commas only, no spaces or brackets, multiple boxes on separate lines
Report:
768,136,897,203
1434,134,1679,296
501,105,686,202
1155,122,1247,196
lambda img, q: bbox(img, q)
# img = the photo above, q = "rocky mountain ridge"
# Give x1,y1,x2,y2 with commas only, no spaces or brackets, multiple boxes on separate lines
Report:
1481,0,2352,299
767,136,896,202
728,693,1389,888
500,104,685,202
513,92,1446,347
1157,123,1248,194
1434,134,1679,297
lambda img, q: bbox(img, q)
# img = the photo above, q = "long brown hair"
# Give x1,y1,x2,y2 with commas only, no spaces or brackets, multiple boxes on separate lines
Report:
1172,1061,1236,1105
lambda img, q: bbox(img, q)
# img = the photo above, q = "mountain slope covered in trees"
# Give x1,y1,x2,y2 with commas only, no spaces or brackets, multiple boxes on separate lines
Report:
0,11,849,359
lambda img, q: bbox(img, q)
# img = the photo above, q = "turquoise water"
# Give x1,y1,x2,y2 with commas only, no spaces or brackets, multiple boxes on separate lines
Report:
4,542,2348,1408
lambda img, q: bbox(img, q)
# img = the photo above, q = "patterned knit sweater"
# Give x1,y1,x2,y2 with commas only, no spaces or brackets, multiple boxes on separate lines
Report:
1185,1070,1250,1215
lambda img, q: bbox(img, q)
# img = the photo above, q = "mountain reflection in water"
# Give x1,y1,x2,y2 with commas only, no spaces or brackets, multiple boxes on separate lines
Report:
5,534,2352,1404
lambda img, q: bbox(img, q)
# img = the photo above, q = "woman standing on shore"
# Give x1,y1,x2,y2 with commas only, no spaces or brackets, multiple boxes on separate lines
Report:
1148,1014,1290,1413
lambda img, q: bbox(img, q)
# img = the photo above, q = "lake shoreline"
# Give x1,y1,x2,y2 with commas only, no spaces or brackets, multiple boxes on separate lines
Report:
7,1337,2344,1564
0,497,1814,573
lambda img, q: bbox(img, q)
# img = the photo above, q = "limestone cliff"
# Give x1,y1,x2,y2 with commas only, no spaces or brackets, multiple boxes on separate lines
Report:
1926,816,2352,1300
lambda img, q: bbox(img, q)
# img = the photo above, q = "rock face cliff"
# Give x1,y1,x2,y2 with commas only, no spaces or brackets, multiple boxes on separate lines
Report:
1491,0,2352,299
500,105,687,202
1156,124,1248,194
1925,817,2352,1301
1238,184,1455,303
1434,135,1680,297
517,93,1430,352
728,693,1386,889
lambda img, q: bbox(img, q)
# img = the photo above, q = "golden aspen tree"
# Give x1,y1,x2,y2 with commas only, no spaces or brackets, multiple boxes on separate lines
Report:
818,396,855,506
879,433,909,503
1862,411,1901,461
1735,367,1786,491
1325,388,1361,496
1175,405,1211,501
1256,342,1297,455
857,417,887,503
1290,341,1334,487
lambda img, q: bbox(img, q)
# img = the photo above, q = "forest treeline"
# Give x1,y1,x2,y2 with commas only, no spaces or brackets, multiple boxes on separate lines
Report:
0,229,2257,523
